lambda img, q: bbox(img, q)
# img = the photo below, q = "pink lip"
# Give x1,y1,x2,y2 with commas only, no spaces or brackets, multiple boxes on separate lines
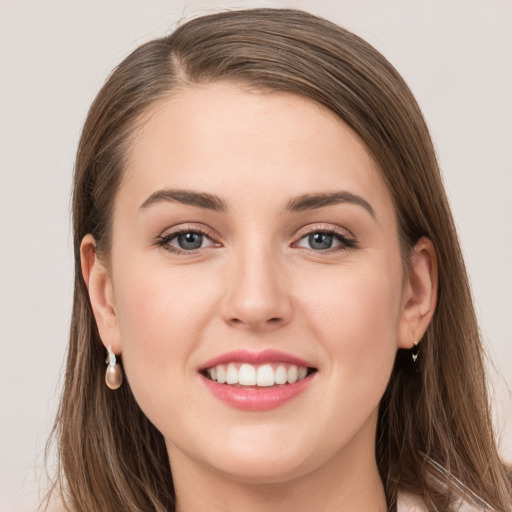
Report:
199,349,315,370
199,372,316,411
198,349,317,411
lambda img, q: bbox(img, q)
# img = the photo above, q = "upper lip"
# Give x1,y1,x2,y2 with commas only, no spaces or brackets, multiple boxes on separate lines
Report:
199,349,316,371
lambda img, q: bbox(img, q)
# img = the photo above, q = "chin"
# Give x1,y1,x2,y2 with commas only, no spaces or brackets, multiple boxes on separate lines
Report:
195,430,324,485
209,453,314,485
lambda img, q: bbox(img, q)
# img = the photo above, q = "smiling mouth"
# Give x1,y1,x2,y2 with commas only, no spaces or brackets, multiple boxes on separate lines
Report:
202,362,317,388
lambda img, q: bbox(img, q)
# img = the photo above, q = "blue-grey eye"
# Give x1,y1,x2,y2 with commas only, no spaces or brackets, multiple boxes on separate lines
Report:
157,229,217,254
296,231,350,251
176,232,204,250
308,232,334,250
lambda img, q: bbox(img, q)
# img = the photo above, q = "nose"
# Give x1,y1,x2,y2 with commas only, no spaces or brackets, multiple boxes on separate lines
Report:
220,244,293,332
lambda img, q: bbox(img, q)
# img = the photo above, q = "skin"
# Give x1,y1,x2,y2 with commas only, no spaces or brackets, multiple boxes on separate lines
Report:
82,82,437,511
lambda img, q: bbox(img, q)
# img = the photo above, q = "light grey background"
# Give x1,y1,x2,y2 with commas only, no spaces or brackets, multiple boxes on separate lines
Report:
1,1,510,510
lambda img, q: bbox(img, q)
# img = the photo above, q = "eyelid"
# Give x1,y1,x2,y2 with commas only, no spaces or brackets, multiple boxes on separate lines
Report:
293,223,354,240
159,223,219,240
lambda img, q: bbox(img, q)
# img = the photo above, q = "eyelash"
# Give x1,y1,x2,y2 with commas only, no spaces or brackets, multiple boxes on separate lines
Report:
294,227,357,254
155,226,219,255
155,226,357,255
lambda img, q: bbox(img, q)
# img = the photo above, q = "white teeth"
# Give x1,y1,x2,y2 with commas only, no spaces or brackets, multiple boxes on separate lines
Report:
287,365,298,384
274,365,288,385
216,365,227,384
239,363,257,385
256,364,275,387
205,362,312,387
226,363,239,385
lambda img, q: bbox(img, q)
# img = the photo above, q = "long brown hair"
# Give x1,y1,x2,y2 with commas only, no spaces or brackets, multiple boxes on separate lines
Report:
45,8,512,511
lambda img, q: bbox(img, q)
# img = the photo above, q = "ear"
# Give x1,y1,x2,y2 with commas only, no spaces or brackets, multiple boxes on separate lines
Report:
80,234,122,354
397,237,438,349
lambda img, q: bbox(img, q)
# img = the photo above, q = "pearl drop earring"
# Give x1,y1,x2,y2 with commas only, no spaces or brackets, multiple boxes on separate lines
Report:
105,345,123,390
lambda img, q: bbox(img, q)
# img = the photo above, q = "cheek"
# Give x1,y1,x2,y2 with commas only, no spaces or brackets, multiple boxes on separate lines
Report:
114,252,217,337
111,258,218,411
300,258,402,395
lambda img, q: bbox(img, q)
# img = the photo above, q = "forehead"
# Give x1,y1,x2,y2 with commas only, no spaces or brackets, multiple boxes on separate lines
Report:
118,82,393,218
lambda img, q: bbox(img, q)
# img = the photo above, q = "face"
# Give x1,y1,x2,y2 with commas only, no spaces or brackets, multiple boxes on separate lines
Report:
93,82,415,484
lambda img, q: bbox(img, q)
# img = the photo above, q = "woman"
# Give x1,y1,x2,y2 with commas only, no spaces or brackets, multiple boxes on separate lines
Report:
45,8,512,512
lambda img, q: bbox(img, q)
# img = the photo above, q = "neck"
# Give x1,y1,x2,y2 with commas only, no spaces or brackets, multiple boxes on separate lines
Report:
168,412,387,512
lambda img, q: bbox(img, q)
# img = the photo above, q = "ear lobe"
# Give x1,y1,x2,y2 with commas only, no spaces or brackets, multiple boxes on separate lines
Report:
80,234,122,353
397,237,438,350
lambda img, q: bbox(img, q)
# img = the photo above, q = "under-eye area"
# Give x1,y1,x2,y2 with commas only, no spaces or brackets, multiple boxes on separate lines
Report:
202,362,318,387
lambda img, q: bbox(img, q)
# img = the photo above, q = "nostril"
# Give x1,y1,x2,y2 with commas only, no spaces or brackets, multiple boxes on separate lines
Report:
228,316,283,327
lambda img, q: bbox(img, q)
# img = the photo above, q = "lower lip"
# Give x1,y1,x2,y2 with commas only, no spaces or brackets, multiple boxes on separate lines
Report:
199,373,315,411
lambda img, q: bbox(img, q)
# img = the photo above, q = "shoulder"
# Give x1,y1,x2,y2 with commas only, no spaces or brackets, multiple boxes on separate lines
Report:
39,490,70,512
396,456,499,511
397,489,492,511
397,490,428,512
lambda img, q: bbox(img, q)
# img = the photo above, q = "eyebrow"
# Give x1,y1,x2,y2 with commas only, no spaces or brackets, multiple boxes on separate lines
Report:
283,192,375,218
140,189,227,212
139,188,375,218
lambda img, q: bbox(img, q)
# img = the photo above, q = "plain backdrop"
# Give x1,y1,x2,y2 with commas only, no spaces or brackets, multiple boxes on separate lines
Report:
1,1,511,510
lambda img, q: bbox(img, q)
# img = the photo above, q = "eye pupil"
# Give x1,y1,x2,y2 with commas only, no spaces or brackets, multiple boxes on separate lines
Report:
309,233,333,250
178,232,203,250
